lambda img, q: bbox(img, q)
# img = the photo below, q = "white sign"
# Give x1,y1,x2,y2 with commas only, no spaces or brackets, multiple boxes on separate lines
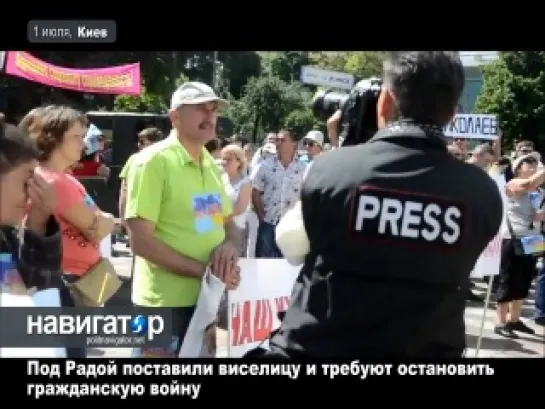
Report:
0,52,5,71
179,269,226,358
470,175,506,278
300,66,354,90
444,114,499,140
227,259,299,357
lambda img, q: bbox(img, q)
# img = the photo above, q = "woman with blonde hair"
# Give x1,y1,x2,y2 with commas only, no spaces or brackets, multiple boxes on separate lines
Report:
220,144,251,256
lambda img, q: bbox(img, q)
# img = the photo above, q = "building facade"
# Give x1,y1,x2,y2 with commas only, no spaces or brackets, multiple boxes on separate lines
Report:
458,52,499,113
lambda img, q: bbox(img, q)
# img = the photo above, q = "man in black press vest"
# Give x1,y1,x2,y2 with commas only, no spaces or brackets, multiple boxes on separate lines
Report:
255,52,504,358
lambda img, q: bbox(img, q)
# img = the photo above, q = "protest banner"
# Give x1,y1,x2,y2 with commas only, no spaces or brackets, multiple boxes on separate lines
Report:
5,51,141,95
0,289,66,358
470,174,506,279
444,114,499,140
227,259,299,357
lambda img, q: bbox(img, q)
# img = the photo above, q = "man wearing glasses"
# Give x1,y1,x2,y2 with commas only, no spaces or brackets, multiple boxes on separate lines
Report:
301,130,324,164
251,129,307,258
514,140,534,157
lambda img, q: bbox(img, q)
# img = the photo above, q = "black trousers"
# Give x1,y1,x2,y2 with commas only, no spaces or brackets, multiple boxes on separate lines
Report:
58,283,87,359
497,239,537,303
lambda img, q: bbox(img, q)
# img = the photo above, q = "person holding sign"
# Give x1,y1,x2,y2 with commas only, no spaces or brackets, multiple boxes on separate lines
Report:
496,153,542,337
0,114,62,295
125,82,241,358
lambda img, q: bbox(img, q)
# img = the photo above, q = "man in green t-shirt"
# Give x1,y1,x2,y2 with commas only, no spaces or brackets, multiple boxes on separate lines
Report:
125,82,241,357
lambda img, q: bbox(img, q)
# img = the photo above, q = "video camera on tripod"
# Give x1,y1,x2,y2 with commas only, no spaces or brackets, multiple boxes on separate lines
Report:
312,77,382,147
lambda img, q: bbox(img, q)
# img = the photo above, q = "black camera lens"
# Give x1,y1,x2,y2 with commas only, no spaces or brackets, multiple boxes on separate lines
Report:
312,90,349,121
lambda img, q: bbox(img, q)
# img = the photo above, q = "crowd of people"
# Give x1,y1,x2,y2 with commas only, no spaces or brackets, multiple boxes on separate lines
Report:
446,137,545,334
0,76,543,359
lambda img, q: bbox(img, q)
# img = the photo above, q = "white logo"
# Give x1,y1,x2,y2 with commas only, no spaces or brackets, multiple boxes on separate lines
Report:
353,193,462,245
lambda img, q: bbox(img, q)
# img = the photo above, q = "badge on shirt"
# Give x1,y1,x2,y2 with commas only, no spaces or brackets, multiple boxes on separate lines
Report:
528,191,541,210
192,193,224,234
83,194,96,208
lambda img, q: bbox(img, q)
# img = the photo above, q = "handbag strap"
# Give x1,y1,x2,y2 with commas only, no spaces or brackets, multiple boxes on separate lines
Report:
505,214,517,238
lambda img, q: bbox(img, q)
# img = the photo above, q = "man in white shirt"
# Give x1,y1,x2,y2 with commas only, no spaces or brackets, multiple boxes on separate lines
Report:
251,129,306,258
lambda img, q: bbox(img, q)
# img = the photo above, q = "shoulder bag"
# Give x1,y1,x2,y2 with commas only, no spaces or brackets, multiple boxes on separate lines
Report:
66,257,122,307
506,213,545,256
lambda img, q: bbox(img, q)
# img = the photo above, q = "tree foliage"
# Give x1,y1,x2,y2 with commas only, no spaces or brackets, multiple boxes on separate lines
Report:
3,50,383,140
309,52,384,79
260,52,311,83
475,52,545,149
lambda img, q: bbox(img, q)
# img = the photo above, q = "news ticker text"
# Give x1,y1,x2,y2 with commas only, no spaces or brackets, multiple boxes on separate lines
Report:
27,360,495,399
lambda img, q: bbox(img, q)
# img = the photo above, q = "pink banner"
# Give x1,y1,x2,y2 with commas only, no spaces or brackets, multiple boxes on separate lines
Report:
4,51,141,95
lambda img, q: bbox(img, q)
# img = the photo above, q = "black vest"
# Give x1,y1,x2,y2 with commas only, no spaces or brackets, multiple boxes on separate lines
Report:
268,123,503,358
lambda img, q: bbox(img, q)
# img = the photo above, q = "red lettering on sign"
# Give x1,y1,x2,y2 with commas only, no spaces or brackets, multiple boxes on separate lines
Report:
274,296,290,313
231,299,280,346
253,299,273,341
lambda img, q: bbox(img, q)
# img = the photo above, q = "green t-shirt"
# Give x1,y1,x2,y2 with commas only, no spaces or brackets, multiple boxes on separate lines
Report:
119,154,136,180
125,132,233,307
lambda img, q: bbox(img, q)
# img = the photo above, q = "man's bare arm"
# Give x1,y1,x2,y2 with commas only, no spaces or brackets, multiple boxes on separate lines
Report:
252,189,265,221
507,168,545,195
527,167,545,189
224,218,241,248
118,180,128,222
128,218,206,278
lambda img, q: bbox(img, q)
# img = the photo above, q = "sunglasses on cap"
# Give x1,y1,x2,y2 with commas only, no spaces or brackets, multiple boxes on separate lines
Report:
522,157,538,165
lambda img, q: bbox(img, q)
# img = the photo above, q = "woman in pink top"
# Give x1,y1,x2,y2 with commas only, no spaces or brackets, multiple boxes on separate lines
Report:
23,106,115,357
29,106,115,276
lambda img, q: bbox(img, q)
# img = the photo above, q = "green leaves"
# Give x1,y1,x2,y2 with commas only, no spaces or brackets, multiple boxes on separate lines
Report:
476,52,545,149
113,81,166,114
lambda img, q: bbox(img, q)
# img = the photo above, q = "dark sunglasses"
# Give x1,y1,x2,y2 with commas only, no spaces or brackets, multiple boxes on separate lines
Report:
303,140,317,148
522,157,538,165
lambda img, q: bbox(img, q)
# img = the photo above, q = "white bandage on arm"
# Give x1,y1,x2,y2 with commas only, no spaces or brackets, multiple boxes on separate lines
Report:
275,201,310,266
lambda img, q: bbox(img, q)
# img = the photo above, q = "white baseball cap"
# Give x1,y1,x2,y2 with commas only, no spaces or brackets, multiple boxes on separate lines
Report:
512,151,541,172
304,130,324,147
170,82,229,110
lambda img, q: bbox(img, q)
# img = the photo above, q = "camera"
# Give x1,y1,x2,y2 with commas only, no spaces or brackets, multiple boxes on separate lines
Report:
312,77,382,147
